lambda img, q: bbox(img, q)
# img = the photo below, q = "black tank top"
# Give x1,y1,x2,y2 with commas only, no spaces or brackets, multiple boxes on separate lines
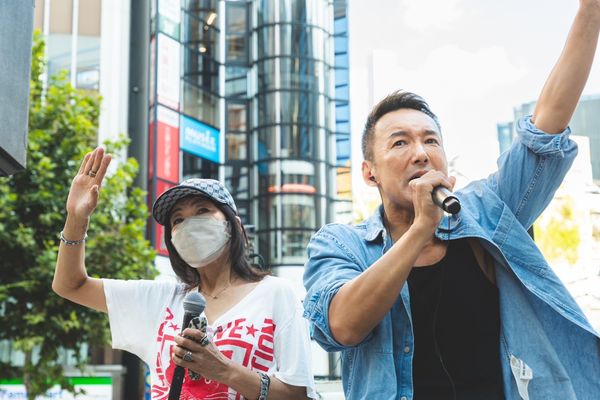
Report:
407,239,504,400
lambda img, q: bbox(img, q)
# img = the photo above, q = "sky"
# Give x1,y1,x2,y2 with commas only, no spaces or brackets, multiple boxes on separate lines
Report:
347,0,600,208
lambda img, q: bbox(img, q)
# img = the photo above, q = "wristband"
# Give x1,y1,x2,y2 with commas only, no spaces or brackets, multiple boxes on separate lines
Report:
59,230,88,246
256,372,270,400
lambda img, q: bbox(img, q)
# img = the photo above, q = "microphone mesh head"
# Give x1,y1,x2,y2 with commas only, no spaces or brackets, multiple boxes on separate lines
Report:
183,292,206,316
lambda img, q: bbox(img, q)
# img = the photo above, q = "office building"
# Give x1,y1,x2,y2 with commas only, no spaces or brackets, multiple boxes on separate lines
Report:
143,1,352,285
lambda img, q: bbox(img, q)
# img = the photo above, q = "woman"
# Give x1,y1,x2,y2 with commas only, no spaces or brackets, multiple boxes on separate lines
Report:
53,147,316,400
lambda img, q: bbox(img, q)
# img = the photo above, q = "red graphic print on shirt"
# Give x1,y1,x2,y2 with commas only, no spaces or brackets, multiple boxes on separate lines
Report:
150,307,276,400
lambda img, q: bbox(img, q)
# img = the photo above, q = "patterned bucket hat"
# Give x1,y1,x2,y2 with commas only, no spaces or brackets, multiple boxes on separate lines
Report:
152,178,237,226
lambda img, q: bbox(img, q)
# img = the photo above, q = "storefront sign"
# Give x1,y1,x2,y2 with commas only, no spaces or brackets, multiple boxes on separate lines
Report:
156,34,180,110
0,377,112,400
156,106,180,183
158,0,181,39
180,116,221,163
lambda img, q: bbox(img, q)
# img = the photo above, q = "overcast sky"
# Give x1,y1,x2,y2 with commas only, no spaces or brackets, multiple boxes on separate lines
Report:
348,0,600,203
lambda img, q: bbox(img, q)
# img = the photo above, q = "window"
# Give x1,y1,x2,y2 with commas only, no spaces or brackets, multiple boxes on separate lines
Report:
227,102,247,131
226,132,246,160
226,66,248,97
224,165,249,198
183,45,219,93
280,124,318,158
226,2,248,61
182,152,219,180
182,81,220,127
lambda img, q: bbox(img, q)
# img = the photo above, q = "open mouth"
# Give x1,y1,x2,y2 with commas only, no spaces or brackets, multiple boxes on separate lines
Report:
408,170,429,182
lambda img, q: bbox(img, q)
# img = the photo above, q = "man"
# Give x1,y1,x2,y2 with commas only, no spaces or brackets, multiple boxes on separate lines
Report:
303,1,600,399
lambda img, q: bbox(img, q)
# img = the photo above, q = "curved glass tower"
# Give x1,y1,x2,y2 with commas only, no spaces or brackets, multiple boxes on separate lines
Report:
249,0,336,270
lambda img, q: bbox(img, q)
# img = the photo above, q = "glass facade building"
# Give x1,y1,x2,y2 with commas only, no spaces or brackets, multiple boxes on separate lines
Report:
250,0,333,269
496,121,514,155
146,0,352,278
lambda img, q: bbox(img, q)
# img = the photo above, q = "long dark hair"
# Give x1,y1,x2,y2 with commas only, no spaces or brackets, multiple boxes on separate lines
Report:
164,195,269,290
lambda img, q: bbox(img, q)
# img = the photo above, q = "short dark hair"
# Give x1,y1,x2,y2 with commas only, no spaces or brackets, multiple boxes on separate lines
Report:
362,90,441,161
164,195,268,290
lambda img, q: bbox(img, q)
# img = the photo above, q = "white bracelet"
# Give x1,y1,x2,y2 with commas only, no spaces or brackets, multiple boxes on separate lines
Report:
59,231,88,246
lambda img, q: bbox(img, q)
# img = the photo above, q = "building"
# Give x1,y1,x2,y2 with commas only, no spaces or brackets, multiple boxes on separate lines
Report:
496,121,513,155
143,0,352,291
17,0,350,397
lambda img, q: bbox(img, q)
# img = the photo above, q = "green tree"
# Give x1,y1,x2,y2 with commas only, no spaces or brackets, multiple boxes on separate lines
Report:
534,196,581,265
0,33,157,399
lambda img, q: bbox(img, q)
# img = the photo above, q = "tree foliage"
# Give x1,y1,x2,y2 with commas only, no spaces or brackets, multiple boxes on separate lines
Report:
0,32,157,399
534,196,581,265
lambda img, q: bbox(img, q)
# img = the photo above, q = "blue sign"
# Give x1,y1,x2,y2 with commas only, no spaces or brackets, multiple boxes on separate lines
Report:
180,115,221,163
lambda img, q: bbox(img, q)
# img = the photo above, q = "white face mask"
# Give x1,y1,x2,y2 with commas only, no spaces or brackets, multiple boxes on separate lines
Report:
171,215,231,268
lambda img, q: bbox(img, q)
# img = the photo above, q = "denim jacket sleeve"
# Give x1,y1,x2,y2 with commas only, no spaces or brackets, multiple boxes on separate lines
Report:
485,115,578,230
303,224,372,352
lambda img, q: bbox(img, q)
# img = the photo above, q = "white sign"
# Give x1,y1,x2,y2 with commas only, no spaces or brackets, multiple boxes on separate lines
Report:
157,33,180,110
158,0,181,24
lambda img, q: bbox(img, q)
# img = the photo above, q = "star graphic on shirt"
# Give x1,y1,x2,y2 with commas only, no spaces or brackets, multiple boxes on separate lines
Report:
246,324,258,337
169,322,179,331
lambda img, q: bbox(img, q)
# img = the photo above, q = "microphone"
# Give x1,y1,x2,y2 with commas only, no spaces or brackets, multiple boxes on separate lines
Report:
168,292,206,400
432,186,461,214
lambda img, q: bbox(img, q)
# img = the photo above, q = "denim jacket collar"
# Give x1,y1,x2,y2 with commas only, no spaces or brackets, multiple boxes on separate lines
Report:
364,205,386,242
365,204,463,243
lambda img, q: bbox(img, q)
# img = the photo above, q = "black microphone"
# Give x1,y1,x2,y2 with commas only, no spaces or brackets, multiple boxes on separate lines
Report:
168,292,206,400
432,186,461,214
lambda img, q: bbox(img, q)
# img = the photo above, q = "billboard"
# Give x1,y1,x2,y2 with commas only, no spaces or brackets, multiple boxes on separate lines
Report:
156,34,180,110
158,0,181,39
180,116,221,164
156,106,180,183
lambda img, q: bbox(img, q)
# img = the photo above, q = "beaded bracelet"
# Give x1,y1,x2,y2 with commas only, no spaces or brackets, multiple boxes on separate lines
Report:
59,231,88,246
256,372,270,400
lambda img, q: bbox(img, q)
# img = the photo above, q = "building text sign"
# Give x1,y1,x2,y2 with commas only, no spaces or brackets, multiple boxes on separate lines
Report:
180,116,221,163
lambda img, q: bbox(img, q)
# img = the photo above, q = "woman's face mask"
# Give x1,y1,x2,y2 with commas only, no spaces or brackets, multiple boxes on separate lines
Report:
171,215,231,268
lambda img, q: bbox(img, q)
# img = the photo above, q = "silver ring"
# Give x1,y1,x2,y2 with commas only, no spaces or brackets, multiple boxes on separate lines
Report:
183,351,193,362
88,170,97,178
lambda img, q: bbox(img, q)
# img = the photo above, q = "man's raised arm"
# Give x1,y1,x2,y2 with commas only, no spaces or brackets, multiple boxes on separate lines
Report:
533,1,600,133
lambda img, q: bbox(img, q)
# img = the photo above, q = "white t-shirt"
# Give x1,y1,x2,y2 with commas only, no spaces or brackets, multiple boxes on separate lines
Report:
103,275,317,400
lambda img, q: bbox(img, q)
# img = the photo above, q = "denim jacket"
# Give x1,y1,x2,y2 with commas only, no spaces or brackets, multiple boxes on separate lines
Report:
303,117,600,400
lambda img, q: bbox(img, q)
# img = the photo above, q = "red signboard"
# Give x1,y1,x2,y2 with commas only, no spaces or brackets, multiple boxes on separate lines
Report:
156,106,180,182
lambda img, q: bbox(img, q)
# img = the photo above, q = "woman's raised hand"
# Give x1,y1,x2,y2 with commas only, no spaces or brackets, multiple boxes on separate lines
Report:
66,147,112,221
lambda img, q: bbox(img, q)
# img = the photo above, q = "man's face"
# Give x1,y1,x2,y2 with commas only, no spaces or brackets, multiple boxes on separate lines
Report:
362,108,448,210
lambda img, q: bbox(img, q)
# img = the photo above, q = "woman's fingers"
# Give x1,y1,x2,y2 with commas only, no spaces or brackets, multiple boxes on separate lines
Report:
172,345,191,360
174,331,205,351
94,153,112,185
88,147,104,177
78,152,92,175
84,148,98,176
76,147,111,184
181,328,205,342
